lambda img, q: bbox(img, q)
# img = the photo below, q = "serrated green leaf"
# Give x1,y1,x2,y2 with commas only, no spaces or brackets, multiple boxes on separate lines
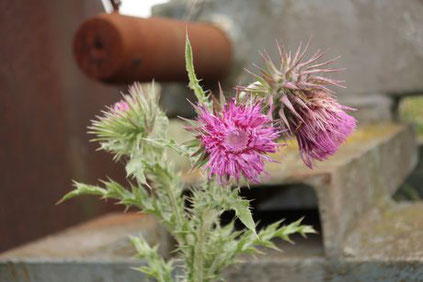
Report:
57,182,106,204
126,156,147,184
232,200,256,234
130,235,173,282
185,34,211,109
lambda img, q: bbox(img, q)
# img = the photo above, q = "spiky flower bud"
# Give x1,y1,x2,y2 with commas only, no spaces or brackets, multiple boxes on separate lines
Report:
242,40,356,167
90,82,168,160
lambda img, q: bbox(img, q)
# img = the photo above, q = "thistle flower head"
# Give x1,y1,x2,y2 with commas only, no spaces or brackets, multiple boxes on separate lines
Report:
192,100,280,184
241,40,356,167
295,91,356,167
90,82,168,160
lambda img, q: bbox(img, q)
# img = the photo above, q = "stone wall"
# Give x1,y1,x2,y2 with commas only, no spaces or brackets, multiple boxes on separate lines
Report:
156,0,423,122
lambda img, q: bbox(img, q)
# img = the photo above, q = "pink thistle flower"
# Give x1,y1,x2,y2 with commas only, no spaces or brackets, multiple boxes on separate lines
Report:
241,40,356,167
193,100,280,184
294,91,356,168
113,100,130,113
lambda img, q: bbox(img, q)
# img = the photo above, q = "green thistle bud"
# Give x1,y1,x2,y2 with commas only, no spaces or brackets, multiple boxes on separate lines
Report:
89,82,168,161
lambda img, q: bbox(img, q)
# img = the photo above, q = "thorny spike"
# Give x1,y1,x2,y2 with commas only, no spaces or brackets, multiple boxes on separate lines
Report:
292,41,303,67
218,82,226,105
298,82,336,94
259,50,278,74
306,56,341,70
283,82,300,90
275,41,285,70
286,40,311,74
286,50,292,66
298,37,312,62
302,68,346,75
311,76,346,88
244,68,266,82
281,94,303,121
280,43,288,67
252,63,272,80
297,49,327,69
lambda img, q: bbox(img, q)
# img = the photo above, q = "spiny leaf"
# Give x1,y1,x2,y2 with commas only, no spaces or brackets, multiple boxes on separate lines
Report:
130,236,174,282
232,200,256,235
276,217,317,239
58,179,151,212
126,156,147,184
57,181,106,204
185,33,211,109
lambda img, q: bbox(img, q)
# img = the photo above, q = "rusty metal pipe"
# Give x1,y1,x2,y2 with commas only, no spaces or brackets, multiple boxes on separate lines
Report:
73,13,232,84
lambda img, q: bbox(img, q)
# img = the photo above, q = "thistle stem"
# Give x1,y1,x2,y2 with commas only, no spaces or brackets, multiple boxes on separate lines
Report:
164,177,186,246
191,208,216,282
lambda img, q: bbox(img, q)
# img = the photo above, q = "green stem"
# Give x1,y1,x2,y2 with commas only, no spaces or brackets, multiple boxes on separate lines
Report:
166,182,186,245
191,208,216,282
193,219,205,282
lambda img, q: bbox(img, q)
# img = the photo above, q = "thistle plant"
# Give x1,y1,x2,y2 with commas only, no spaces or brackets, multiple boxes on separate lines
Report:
58,36,357,281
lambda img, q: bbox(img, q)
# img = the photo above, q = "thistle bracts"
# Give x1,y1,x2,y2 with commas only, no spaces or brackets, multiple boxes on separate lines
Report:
90,83,168,162
241,40,357,167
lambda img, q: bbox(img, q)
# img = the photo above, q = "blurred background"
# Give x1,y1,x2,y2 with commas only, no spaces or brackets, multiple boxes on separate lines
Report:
1,0,423,259
0,1,168,253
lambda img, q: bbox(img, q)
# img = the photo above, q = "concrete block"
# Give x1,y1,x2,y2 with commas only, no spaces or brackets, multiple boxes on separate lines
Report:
341,94,393,124
344,202,423,260
198,0,423,98
1,214,422,281
0,213,168,261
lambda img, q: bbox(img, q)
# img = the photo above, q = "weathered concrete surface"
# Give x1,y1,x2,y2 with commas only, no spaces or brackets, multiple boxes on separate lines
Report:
0,213,169,261
179,123,418,258
395,143,423,200
341,94,394,124
159,0,423,98
1,215,422,282
344,202,423,260
2,254,422,282
224,257,423,282
0,261,144,282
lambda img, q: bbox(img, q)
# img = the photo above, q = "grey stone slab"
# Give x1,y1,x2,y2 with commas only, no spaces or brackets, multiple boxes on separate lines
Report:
2,257,423,282
200,0,423,98
344,202,423,261
0,213,169,261
0,260,146,282
1,221,422,281
341,94,394,124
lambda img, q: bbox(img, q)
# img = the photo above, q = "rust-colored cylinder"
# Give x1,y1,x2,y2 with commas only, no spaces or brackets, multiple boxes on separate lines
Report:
73,13,232,84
